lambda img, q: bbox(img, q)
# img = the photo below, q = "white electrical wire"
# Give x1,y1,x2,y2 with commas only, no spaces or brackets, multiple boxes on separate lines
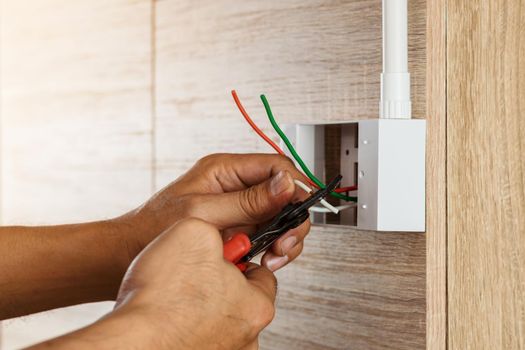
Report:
293,179,314,194
293,179,353,215
318,199,340,214
309,204,356,213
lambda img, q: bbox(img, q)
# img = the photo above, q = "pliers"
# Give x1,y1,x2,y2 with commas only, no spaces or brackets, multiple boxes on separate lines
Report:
223,174,343,271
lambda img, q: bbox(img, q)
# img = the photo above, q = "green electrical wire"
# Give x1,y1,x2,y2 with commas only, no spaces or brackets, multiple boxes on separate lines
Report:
260,94,357,202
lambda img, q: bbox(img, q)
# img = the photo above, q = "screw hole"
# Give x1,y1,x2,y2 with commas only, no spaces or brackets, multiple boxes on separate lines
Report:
345,149,349,156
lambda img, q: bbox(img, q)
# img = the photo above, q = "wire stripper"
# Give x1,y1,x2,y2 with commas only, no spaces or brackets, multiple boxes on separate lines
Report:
223,174,343,271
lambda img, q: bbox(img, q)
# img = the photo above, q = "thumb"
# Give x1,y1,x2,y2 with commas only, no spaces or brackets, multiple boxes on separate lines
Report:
194,170,295,228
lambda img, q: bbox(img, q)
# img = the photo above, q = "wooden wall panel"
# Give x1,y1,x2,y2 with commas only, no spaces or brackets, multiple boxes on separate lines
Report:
155,1,428,349
447,1,525,349
0,0,152,348
154,0,426,184
262,227,426,350
425,0,447,349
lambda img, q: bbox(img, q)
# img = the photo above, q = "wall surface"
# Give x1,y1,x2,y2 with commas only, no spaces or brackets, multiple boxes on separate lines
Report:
0,1,430,349
425,0,447,348
155,1,428,349
2,1,524,349
447,1,525,349
0,0,153,348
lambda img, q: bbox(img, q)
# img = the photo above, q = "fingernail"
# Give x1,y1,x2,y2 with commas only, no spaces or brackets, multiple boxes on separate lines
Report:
245,263,258,272
280,236,297,256
270,171,291,196
266,255,289,272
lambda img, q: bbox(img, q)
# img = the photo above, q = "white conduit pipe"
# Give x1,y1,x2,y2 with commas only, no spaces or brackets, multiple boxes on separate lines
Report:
380,0,412,119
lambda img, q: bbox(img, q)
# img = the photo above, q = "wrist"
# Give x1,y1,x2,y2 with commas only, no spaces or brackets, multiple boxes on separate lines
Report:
102,217,144,271
30,299,185,350
116,191,187,253
105,297,188,350
80,219,140,301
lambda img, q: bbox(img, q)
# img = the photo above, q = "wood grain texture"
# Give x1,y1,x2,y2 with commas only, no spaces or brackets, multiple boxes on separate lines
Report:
154,0,426,184
447,0,525,349
426,1,447,349
0,0,152,348
266,227,426,350
155,1,427,349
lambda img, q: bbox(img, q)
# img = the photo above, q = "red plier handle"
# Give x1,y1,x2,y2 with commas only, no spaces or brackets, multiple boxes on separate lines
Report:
223,233,252,272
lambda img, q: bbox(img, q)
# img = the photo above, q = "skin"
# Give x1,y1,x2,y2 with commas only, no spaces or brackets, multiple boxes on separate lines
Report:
0,153,311,348
30,219,277,350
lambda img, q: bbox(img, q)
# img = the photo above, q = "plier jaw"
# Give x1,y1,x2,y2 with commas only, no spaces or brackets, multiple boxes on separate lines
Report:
234,174,343,264
223,175,342,270
241,202,310,262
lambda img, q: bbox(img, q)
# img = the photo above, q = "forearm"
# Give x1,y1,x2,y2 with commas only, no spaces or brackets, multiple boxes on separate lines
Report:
0,220,134,319
28,301,183,350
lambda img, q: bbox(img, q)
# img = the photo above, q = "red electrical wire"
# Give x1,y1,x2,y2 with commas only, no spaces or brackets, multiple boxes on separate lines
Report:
335,186,358,192
231,90,285,155
231,90,357,194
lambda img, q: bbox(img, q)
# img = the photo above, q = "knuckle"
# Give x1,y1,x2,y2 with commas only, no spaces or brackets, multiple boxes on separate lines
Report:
238,188,263,220
196,153,224,167
172,217,222,251
294,241,305,256
173,217,211,232
177,194,201,218
275,154,295,168
283,155,296,166
252,298,276,330
302,219,312,236
264,153,291,167
273,155,303,177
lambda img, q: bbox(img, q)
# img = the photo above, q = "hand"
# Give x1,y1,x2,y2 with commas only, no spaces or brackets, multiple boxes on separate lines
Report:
0,153,311,320
29,219,276,350
120,153,312,271
116,219,277,350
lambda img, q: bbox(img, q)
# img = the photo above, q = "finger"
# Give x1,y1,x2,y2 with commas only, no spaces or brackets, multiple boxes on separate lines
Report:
271,219,310,257
244,264,278,303
190,171,296,228
212,153,309,192
281,241,304,264
261,241,304,272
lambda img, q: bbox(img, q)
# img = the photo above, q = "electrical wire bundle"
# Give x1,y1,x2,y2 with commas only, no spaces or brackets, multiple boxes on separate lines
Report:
231,90,358,214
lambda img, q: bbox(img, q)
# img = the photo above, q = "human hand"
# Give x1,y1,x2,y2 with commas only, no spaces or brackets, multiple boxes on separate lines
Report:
29,219,276,350
120,153,311,271
115,219,277,350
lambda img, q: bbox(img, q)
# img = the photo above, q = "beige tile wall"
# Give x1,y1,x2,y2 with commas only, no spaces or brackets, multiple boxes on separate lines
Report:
0,0,153,348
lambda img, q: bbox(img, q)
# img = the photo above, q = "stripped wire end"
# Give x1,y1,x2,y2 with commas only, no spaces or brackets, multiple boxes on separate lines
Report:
293,179,352,215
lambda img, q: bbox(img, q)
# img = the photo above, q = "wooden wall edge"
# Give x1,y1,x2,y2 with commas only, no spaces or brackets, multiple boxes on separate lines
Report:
426,0,447,349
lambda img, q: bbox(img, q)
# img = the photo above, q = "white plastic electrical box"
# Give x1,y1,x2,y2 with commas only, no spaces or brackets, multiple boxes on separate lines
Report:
282,119,426,232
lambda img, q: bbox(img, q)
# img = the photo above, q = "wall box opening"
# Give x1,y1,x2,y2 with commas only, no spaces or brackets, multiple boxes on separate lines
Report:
282,119,426,232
